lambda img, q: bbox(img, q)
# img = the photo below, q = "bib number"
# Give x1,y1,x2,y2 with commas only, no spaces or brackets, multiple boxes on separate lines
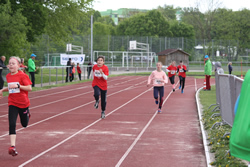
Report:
171,70,175,74
179,69,184,73
94,70,102,77
8,82,20,94
155,79,162,84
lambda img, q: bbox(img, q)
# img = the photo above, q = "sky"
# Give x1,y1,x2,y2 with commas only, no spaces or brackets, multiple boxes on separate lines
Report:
92,0,249,12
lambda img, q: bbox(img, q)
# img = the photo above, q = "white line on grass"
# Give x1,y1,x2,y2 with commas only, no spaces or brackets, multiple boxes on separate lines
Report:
18,85,152,167
115,81,179,167
0,80,147,138
196,87,212,167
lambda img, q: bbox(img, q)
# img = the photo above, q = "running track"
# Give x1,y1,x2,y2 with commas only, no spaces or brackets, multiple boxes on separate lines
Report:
0,76,214,167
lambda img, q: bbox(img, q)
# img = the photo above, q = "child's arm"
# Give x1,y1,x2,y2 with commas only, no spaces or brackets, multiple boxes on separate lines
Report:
0,87,8,99
9,84,32,92
147,72,153,86
163,72,168,84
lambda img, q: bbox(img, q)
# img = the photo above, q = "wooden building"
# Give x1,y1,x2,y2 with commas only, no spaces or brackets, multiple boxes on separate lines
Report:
157,49,190,68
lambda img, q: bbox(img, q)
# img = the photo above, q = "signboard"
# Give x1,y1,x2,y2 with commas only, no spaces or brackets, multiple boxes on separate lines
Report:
60,54,85,65
129,41,137,50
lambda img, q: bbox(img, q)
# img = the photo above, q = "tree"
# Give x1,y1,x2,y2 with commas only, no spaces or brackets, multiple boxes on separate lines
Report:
169,21,194,38
0,1,29,59
116,10,172,37
157,5,180,20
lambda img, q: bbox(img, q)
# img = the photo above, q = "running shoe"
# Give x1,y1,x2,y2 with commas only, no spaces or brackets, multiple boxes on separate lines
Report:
155,99,158,105
101,111,105,119
158,109,161,113
181,90,184,94
179,85,181,89
8,146,18,156
94,100,99,109
173,88,175,92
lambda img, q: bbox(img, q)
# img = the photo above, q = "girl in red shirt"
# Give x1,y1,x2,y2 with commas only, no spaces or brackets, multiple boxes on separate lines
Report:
77,63,81,81
177,60,187,94
92,56,109,119
0,56,32,156
167,61,177,92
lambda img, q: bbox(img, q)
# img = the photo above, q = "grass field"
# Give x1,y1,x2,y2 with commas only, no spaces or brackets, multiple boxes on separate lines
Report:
199,86,247,167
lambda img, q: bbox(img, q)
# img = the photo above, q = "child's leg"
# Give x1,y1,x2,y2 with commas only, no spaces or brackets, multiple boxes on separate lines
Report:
153,87,159,100
182,77,186,90
8,105,19,146
19,107,29,128
78,73,81,80
159,86,164,109
93,86,100,101
100,89,107,112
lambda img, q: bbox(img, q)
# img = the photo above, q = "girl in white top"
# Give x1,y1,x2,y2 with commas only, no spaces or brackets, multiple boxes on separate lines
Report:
147,62,168,113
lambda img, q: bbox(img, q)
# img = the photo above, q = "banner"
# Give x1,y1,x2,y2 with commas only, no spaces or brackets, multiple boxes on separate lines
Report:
60,54,85,65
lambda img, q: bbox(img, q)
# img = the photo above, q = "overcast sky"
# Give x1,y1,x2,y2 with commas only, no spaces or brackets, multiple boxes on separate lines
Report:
92,0,249,12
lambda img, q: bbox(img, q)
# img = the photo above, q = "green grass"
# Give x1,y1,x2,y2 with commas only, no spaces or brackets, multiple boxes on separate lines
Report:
199,86,247,167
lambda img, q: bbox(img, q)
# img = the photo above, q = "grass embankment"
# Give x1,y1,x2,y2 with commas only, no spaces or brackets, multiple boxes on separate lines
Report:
199,86,247,167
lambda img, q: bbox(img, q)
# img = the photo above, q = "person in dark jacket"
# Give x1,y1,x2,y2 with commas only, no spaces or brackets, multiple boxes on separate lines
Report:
0,56,7,89
66,58,71,82
228,62,233,74
87,62,92,79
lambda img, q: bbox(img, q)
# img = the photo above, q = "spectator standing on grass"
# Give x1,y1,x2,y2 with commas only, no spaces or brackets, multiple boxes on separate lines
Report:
166,61,177,92
87,61,92,79
216,62,224,74
92,56,109,119
66,58,71,82
204,55,212,91
0,56,32,157
147,62,168,113
228,62,233,74
230,70,250,166
20,58,27,73
77,63,81,81
28,54,36,87
0,56,7,89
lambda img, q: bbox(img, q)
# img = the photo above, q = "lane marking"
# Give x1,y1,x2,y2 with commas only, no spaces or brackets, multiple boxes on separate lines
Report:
18,85,152,167
0,80,147,138
115,81,179,167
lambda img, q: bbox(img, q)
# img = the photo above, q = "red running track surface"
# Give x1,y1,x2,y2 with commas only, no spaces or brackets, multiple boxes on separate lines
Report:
0,76,214,167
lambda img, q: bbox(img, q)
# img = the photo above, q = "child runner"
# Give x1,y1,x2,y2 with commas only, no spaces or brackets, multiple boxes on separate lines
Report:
167,61,177,92
177,60,187,94
92,56,109,119
0,56,32,156
77,63,81,81
147,62,168,113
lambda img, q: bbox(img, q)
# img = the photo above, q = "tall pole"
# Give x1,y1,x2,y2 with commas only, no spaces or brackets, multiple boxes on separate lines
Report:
91,15,93,63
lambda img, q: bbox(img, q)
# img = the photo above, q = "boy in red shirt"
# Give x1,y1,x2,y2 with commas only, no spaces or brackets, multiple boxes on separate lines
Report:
167,61,177,92
77,63,81,81
177,60,187,94
0,56,32,156
92,56,109,119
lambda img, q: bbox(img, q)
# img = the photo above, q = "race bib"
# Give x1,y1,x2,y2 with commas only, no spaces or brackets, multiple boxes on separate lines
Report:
8,82,20,94
155,79,162,84
179,69,184,73
94,70,102,77
171,70,175,74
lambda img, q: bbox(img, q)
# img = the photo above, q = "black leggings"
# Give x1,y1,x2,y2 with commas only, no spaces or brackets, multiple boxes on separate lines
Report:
93,86,107,111
154,86,164,109
179,76,186,90
29,72,35,87
169,75,175,85
0,74,4,89
9,105,29,135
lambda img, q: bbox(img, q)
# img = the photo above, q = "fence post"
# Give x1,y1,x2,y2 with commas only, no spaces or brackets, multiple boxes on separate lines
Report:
56,67,58,84
62,67,64,83
41,67,43,87
49,67,51,85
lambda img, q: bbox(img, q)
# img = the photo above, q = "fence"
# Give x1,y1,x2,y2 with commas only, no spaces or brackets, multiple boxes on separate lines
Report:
211,73,243,128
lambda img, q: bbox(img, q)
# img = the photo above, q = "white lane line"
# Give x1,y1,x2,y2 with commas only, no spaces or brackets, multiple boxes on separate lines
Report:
0,80,147,138
18,86,152,167
0,77,144,117
0,76,141,107
196,87,212,167
115,82,178,167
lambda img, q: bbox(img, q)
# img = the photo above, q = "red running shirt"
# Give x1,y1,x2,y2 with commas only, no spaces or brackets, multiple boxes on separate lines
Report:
92,64,109,90
167,65,177,77
77,66,81,74
6,71,32,108
177,65,187,78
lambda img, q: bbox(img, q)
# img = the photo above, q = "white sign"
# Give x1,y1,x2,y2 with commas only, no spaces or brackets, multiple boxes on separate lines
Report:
129,41,137,50
60,54,85,65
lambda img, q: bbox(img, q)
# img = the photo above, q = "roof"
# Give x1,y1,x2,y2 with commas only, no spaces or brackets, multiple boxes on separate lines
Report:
157,49,190,56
